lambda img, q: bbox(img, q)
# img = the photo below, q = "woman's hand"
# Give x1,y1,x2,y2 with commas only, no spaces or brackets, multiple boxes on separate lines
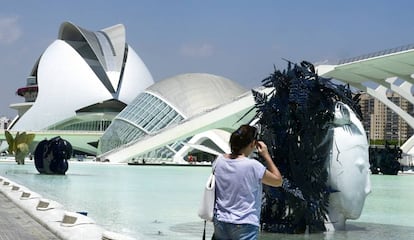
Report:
256,141,270,157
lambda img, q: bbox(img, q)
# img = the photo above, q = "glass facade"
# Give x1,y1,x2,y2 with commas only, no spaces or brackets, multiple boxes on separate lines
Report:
100,92,185,159
47,120,112,132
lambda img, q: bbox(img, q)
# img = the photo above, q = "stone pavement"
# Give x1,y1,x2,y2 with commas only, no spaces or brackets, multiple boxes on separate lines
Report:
0,191,60,240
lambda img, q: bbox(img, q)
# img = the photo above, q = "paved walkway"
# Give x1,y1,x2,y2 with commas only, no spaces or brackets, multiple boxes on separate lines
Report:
0,192,60,240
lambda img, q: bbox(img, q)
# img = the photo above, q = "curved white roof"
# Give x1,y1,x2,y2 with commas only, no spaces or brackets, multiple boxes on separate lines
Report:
11,22,154,131
147,73,246,118
98,73,247,154
58,22,126,93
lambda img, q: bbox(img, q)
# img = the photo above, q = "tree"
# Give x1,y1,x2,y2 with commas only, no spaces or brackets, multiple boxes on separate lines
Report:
4,131,35,164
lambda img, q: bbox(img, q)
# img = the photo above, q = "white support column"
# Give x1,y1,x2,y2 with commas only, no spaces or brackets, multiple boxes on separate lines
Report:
385,77,414,105
350,82,414,153
351,83,414,129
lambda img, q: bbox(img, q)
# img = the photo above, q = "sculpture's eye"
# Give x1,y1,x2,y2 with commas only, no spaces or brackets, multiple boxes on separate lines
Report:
341,106,350,122
334,102,351,126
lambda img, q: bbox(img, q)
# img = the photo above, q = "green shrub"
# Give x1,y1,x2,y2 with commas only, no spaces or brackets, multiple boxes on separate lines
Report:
4,131,35,164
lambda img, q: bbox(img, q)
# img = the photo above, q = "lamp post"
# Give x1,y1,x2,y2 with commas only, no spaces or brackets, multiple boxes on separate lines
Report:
398,129,401,147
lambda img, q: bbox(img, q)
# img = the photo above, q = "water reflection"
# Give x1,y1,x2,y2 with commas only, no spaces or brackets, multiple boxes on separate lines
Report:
259,222,414,240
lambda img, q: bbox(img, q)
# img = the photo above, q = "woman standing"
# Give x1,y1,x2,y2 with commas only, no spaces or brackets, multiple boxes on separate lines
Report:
213,124,283,240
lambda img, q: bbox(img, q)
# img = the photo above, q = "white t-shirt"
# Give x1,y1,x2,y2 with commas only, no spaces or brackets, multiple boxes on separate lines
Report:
213,154,266,226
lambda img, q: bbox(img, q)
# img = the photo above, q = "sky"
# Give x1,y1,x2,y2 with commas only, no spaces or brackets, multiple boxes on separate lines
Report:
1,0,414,118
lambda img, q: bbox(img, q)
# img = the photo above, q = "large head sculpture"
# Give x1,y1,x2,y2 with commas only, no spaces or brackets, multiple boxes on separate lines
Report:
326,102,371,229
252,61,369,233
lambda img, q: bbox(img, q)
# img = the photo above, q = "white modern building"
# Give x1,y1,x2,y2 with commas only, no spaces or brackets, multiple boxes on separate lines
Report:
98,73,247,163
3,22,154,155
3,21,414,162
99,44,414,163
317,43,414,155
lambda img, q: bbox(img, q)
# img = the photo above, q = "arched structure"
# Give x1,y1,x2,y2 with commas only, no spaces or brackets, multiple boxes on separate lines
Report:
98,73,246,163
317,44,414,155
98,43,414,163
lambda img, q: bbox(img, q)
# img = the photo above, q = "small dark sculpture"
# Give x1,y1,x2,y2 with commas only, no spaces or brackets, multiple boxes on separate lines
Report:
369,142,402,175
244,61,362,233
34,136,72,174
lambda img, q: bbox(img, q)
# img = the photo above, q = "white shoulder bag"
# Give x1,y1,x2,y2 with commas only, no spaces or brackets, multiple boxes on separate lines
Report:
198,160,217,221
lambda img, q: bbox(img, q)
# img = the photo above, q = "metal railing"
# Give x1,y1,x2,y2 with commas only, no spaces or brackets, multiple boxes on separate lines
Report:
338,43,414,65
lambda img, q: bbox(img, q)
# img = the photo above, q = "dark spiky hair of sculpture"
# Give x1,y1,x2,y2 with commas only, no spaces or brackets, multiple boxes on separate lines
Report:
249,61,361,233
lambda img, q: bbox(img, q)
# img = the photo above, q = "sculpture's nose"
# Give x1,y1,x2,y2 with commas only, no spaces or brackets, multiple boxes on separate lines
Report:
354,157,371,195
355,158,367,173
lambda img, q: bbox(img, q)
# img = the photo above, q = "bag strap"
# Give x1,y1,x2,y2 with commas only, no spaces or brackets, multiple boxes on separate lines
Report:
212,155,220,174
202,220,207,240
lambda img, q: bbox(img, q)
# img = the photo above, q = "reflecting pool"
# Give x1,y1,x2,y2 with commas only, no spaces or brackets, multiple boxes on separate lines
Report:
0,160,413,240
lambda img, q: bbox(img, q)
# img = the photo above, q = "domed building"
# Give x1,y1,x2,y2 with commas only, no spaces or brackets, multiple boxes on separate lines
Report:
99,73,247,163
7,22,154,155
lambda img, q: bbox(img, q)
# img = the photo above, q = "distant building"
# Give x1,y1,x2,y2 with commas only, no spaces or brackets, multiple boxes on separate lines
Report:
360,92,414,144
0,117,10,130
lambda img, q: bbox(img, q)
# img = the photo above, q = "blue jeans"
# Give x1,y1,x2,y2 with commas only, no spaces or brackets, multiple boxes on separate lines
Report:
213,217,259,240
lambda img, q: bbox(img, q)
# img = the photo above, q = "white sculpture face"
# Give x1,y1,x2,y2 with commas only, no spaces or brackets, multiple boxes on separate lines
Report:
327,102,371,229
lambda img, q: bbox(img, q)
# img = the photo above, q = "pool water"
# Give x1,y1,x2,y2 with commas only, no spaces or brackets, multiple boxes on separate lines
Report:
0,160,413,240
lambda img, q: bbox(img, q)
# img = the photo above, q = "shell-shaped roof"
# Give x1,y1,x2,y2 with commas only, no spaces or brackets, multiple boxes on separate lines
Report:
58,22,126,93
147,73,246,118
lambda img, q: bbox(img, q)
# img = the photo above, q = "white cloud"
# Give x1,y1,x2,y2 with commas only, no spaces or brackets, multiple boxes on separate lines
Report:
180,43,214,57
0,16,22,44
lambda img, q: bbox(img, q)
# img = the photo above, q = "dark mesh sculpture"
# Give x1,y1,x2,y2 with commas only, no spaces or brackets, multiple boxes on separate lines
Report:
34,136,72,174
369,142,402,175
249,61,362,233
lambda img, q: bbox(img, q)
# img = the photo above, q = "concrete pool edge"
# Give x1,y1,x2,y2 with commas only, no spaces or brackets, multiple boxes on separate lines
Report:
0,175,136,240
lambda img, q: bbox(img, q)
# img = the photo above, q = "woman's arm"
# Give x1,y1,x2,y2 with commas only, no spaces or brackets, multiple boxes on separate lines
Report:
256,141,283,187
